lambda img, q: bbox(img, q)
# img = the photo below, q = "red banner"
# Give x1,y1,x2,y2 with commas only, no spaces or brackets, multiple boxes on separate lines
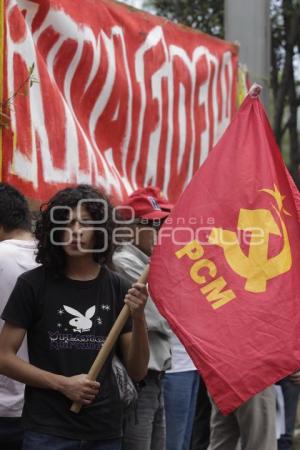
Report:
148,94,300,414
1,0,237,202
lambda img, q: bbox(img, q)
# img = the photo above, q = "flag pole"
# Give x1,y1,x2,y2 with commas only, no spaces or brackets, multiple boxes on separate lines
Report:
70,264,150,414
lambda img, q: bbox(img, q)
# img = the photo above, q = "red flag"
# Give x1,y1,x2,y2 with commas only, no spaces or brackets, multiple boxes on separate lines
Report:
148,93,300,414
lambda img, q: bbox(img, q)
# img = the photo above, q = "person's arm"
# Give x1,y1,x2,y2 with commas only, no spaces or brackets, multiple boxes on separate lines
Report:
288,370,300,384
0,322,100,405
144,296,172,336
113,252,144,284
119,282,149,381
114,251,170,336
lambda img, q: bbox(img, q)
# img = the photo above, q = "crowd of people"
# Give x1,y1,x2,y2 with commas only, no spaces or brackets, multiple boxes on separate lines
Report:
0,181,299,450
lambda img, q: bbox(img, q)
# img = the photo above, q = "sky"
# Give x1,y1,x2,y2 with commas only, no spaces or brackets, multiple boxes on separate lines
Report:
121,0,146,11
121,0,156,15
122,0,141,7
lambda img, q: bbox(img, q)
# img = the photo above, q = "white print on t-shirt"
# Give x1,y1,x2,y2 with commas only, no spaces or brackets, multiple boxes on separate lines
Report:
48,331,105,350
63,305,96,333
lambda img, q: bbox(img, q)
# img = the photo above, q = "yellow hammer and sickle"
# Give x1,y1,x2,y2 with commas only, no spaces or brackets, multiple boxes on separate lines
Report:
208,207,292,293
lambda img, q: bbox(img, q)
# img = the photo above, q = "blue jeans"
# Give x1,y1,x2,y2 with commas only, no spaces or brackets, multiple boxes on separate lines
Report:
278,378,300,450
163,370,200,450
22,431,122,450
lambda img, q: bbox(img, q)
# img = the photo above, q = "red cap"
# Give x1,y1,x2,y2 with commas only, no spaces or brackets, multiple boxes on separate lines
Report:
129,186,173,212
121,193,171,220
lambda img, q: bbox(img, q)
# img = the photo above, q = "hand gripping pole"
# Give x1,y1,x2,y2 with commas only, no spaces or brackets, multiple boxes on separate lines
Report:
70,265,149,413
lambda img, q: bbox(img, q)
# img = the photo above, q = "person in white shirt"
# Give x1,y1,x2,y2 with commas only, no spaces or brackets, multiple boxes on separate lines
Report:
0,183,38,450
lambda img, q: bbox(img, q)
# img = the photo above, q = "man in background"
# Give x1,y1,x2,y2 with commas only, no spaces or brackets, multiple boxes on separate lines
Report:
113,188,172,450
0,183,38,450
208,386,277,450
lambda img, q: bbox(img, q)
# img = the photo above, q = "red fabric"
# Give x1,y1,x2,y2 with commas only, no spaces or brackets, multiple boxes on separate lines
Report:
120,192,170,220
2,0,237,203
129,186,174,211
148,94,300,414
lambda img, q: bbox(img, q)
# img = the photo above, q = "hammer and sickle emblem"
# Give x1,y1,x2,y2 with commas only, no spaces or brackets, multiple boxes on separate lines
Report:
208,185,292,293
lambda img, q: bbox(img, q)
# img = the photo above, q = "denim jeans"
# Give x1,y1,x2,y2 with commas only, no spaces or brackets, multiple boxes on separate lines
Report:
190,378,211,450
163,370,200,450
22,431,122,450
278,378,300,450
122,373,165,450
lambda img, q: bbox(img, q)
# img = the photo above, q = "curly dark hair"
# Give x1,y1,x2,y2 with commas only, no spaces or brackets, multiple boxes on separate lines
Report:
0,183,31,232
35,184,115,275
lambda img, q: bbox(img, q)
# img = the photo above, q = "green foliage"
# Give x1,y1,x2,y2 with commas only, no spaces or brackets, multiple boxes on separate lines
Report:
0,63,38,129
144,0,224,37
143,0,300,186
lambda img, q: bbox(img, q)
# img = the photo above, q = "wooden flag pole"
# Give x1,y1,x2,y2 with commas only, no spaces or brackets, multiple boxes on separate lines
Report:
70,265,149,413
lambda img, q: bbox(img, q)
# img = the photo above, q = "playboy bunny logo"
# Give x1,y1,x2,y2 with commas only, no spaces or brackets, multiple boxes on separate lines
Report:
63,305,96,333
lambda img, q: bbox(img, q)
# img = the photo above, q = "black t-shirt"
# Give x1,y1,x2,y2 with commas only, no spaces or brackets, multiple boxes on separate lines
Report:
2,265,132,440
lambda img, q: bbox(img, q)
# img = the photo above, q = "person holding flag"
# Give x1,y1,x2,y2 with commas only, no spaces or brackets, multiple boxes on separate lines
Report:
0,184,149,450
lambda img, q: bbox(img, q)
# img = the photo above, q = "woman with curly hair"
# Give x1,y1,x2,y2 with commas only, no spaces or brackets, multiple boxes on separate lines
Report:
0,184,149,450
